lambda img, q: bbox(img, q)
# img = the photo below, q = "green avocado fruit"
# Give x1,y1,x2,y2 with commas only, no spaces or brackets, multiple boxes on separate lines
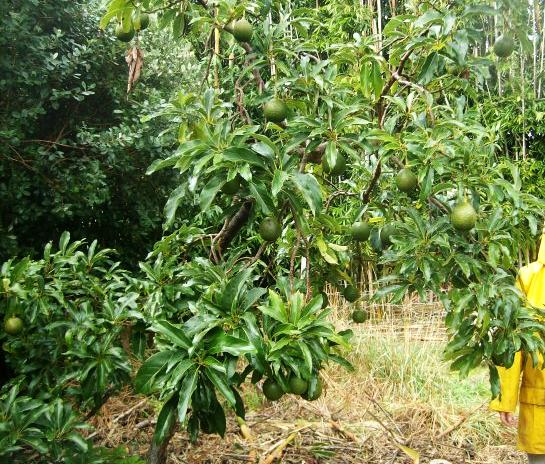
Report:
343,285,359,302
259,217,282,242
115,23,135,42
263,379,284,401
451,202,477,232
352,309,368,323
289,377,308,395
4,317,23,335
322,153,346,176
233,19,253,42
351,221,370,242
263,98,288,123
396,168,418,193
493,35,515,58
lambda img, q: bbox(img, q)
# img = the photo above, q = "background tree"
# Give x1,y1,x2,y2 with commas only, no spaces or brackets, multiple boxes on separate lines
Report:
0,0,202,266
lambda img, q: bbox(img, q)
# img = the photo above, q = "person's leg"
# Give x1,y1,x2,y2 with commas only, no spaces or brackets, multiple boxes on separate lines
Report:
528,454,545,464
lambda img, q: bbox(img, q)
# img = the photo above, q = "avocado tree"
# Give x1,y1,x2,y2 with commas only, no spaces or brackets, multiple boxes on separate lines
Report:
0,233,142,462
98,0,545,457
98,0,545,460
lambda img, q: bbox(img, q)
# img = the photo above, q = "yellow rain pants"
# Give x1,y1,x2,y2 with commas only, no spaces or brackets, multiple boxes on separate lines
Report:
490,233,545,454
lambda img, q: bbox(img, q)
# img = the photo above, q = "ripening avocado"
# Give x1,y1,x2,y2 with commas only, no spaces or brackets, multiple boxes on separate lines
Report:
352,309,368,323
380,223,396,247
115,23,135,42
233,19,253,42
133,12,150,31
4,317,23,335
351,221,370,242
343,285,359,302
263,98,288,123
322,153,346,176
262,378,284,401
289,377,308,395
451,202,477,232
259,217,282,242
395,168,418,193
493,34,515,58
302,377,323,401
222,176,241,195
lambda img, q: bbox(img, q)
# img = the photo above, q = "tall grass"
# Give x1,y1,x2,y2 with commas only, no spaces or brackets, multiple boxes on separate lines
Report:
328,324,515,449
350,333,490,407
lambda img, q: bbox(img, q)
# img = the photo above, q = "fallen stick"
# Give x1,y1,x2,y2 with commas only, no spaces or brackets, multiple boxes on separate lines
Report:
259,432,297,464
436,402,486,440
112,398,148,424
329,420,358,442
237,416,257,463
135,418,156,430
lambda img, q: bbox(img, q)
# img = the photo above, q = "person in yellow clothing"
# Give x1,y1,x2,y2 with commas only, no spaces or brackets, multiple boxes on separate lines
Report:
490,231,545,463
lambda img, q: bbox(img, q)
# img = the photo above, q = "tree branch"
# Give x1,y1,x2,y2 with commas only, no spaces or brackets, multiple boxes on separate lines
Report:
244,242,267,268
362,158,383,203
376,48,415,127
216,200,254,255
324,190,359,209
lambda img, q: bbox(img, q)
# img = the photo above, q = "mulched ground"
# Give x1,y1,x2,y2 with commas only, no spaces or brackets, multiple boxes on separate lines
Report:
88,299,526,463
88,384,526,464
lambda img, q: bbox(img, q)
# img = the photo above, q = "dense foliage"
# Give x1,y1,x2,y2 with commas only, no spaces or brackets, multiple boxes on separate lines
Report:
0,0,194,265
2,0,545,463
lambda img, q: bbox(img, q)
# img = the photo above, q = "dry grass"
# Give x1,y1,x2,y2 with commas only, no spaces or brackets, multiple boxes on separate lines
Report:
88,297,526,463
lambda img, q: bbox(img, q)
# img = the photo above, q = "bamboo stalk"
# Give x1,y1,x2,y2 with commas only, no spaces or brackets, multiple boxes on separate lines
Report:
214,7,220,89
269,10,276,79
521,48,526,160
377,0,383,52
538,4,545,98
533,1,538,98
494,2,502,97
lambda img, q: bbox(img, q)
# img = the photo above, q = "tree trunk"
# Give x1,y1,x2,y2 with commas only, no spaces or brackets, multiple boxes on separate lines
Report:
148,421,178,464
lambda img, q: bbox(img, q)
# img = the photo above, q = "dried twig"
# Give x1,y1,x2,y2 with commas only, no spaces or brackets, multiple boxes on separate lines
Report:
245,242,268,269
436,402,486,440
259,431,300,464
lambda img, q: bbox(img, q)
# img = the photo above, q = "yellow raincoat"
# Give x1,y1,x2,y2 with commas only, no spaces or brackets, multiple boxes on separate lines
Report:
490,233,545,453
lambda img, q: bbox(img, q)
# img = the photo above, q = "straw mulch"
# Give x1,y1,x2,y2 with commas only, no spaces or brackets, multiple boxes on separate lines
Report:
88,299,526,463
88,382,525,464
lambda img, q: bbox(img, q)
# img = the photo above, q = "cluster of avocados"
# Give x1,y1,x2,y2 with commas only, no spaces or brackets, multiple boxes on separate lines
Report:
262,376,323,401
350,219,396,248
115,11,150,42
230,17,297,135
392,166,478,232
326,271,369,324
343,285,369,324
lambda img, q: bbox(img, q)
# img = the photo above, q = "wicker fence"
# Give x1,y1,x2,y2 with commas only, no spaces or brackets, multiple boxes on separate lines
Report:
326,285,447,343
